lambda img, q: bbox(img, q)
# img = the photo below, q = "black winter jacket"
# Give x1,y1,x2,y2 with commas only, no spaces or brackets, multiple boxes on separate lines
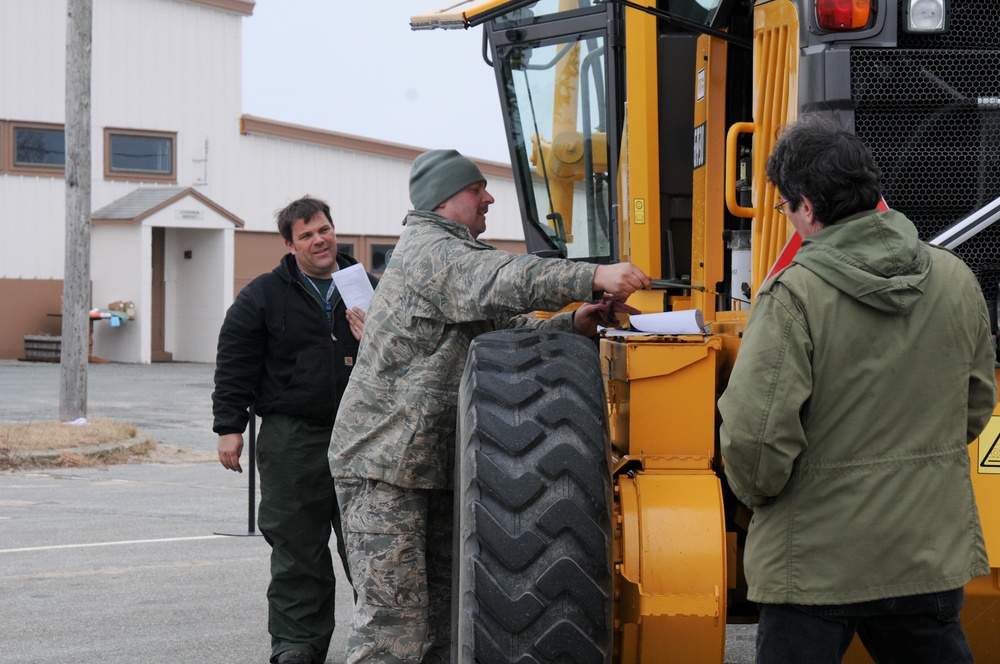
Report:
212,252,379,435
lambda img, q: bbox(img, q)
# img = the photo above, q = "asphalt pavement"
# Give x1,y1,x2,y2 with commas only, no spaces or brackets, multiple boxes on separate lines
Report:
0,360,754,663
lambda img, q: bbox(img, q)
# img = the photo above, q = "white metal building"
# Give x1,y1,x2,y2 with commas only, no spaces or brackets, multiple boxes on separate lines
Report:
0,0,521,363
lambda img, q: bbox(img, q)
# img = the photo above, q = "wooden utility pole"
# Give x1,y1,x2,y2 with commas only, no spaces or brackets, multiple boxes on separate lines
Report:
60,0,93,421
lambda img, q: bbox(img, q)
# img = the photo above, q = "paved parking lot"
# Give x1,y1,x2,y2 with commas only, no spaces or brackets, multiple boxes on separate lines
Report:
0,360,753,663
0,361,354,663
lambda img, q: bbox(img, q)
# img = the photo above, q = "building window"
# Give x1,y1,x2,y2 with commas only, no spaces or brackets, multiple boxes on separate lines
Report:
104,128,176,182
337,243,354,257
4,122,66,176
370,243,396,273
15,126,65,167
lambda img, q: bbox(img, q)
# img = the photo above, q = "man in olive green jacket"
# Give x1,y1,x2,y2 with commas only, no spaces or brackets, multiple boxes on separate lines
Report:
329,149,650,663
719,115,996,663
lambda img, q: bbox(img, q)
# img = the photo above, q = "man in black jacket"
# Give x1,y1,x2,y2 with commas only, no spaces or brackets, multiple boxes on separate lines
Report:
212,196,378,664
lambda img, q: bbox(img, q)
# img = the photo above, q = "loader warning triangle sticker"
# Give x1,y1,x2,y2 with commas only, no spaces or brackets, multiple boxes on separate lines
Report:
978,416,1000,474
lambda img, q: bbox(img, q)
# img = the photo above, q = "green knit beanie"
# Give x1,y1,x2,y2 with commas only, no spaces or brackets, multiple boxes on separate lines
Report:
409,149,486,212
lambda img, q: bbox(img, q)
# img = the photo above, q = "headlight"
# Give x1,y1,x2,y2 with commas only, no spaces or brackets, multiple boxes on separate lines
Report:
904,0,948,33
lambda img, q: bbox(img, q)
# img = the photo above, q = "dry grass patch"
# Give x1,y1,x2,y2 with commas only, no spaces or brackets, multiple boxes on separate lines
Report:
1,419,137,451
0,418,157,470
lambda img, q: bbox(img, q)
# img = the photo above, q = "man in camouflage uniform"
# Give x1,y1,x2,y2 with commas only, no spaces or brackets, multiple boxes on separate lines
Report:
328,149,651,663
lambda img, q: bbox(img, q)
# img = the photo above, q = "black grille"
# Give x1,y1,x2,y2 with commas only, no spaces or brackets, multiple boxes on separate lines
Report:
851,3,1000,289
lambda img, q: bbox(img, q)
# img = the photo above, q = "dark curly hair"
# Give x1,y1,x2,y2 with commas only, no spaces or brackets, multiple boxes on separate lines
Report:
275,196,333,242
765,114,883,225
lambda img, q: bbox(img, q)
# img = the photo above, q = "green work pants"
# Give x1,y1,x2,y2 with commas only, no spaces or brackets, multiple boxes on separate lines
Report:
257,413,351,663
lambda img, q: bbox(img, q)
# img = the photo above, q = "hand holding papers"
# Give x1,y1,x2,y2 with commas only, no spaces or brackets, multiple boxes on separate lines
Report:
332,263,374,313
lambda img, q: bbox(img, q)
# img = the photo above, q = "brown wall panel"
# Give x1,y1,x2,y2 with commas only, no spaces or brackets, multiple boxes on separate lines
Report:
0,280,64,360
490,239,527,254
234,231,289,295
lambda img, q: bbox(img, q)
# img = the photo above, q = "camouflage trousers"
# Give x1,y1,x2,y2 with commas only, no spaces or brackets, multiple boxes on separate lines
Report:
334,478,453,663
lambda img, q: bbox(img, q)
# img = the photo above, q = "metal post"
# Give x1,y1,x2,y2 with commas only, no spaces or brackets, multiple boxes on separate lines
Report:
246,407,257,533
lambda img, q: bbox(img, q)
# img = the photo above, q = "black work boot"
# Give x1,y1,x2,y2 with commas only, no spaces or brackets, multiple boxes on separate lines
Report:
276,650,314,664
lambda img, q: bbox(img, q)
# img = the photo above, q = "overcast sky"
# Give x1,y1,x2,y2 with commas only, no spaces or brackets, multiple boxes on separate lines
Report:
241,1,511,164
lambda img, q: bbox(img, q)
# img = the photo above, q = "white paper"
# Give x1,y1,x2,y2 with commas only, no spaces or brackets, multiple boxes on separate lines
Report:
331,263,374,313
628,309,706,335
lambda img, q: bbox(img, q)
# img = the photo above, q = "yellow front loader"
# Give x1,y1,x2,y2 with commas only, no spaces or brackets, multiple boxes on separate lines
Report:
415,0,1000,661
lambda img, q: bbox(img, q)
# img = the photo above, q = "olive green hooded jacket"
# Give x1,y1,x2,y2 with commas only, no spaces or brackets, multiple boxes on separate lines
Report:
719,209,996,604
329,210,598,489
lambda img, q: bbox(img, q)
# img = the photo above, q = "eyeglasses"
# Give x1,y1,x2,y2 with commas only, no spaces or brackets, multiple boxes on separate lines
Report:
774,198,789,215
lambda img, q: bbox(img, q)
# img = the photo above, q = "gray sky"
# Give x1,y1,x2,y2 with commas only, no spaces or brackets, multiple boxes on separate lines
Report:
241,1,511,163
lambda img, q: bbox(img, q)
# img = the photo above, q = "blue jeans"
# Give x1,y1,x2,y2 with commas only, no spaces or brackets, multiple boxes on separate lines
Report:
756,588,973,664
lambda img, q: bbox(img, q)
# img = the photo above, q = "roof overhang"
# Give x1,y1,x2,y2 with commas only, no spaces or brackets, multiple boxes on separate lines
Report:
186,0,254,17
92,187,244,228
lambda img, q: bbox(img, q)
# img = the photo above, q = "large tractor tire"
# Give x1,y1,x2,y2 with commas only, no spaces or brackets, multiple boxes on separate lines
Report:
454,329,613,664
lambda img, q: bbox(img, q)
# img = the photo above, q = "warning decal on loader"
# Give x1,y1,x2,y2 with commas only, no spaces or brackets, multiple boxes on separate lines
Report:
978,416,1000,474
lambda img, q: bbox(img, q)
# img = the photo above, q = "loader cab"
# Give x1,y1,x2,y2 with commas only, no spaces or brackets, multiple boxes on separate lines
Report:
430,0,752,315
480,1,624,262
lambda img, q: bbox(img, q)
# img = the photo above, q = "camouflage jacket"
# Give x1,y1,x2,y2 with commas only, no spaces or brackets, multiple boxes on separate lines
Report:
329,210,599,489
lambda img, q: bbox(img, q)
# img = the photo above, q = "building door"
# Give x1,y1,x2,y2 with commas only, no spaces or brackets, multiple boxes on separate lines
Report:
151,227,173,362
